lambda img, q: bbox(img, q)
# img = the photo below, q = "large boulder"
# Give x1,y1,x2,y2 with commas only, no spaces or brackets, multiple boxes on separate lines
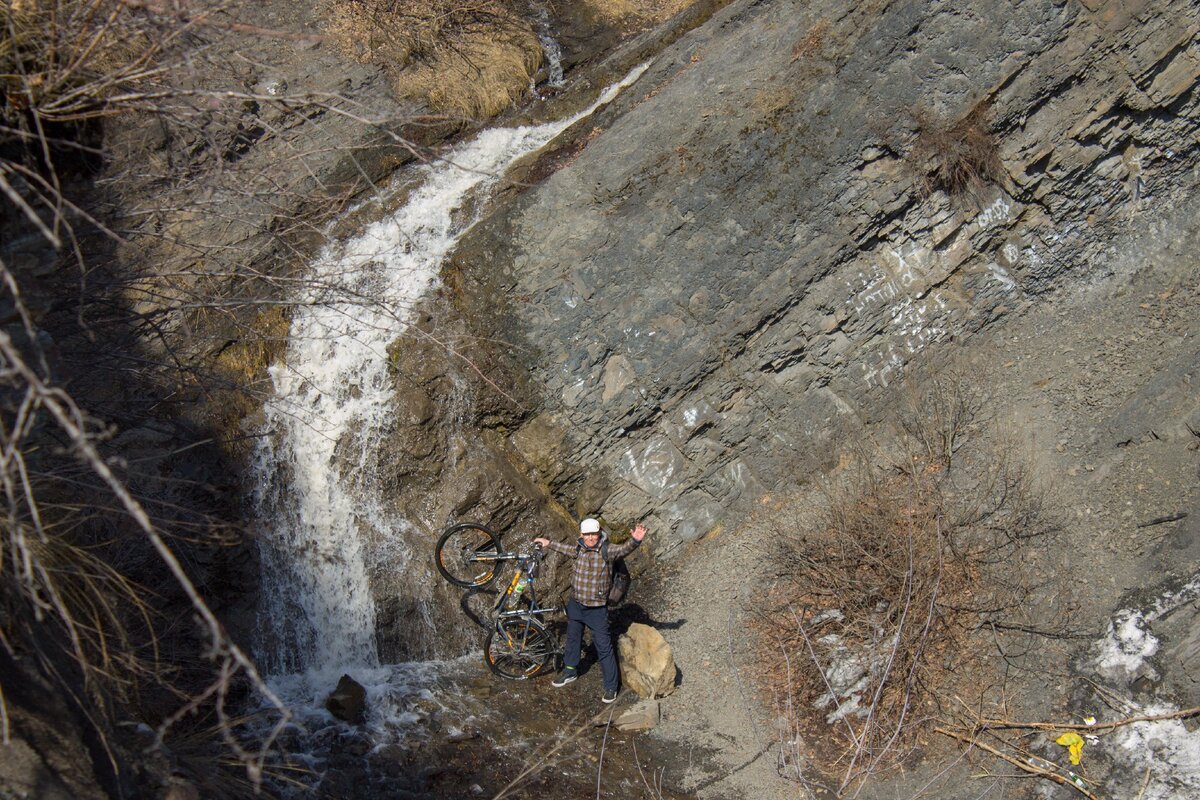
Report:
618,623,677,698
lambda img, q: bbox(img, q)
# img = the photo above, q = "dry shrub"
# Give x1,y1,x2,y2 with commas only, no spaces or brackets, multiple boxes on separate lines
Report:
1,0,173,739
3,4,292,778
326,0,542,118
1,0,173,177
910,98,1004,200
752,368,1058,794
2,0,171,245
583,0,695,28
1,0,162,122
401,32,541,119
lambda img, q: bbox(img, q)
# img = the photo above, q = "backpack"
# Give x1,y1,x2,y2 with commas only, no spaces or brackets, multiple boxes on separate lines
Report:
606,546,632,606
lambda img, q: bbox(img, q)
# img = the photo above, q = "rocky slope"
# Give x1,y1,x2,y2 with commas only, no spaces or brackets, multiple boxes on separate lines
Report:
398,0,1199,796
3,0,1197,797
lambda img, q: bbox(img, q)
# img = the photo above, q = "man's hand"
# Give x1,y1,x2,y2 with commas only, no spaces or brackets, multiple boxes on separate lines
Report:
533,537,550,547
630,524,647,542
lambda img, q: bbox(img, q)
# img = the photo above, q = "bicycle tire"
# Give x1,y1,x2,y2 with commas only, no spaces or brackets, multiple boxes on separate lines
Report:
484,617,556,680
435,523,502,588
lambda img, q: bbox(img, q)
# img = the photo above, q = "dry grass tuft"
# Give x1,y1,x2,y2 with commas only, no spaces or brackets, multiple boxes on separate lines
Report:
585,0,695,29
910,99,1004,200
6,512,160,699
326,0,542,118
790,18,831,62
400,31,542,119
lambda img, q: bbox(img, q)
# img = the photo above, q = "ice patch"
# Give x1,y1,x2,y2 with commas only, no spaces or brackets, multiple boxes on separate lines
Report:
1085,575,1200,799
1107,705,1200,800
1093,609,1159,683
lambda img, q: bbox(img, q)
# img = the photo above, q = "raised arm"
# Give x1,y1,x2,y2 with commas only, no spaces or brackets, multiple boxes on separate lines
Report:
608,523,647,559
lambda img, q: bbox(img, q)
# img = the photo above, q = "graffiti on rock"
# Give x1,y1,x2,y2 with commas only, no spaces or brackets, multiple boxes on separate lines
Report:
844,240,954,387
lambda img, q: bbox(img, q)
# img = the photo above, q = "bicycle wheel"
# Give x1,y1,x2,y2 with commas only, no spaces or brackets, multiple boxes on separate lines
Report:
435,523,502,587
484,617,556,680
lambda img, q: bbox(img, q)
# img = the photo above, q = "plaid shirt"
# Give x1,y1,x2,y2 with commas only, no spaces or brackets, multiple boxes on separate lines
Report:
547,533,640,607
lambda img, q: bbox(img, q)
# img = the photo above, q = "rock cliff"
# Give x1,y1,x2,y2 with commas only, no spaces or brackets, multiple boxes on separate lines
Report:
442,0,1198,555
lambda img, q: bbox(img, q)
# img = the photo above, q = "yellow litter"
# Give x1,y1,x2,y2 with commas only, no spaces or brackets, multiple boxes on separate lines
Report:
1055,731,1085,765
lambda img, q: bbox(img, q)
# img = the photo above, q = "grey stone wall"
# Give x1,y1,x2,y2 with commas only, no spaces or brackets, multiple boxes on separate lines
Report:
445,0,1199,554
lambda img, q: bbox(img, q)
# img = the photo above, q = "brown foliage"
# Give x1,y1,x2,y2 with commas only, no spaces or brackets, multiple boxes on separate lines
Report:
910,99,1004,200
326,0,542,118
751,369,1058,794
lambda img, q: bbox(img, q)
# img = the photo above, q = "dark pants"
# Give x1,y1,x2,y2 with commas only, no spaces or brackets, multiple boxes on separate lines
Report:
564,599,618,691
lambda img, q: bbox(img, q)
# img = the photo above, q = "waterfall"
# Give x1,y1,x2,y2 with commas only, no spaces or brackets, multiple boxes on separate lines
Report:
532,4,565,90
252,63,651,680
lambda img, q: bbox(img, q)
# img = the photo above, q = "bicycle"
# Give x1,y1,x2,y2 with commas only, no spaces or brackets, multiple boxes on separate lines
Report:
434,522,562,680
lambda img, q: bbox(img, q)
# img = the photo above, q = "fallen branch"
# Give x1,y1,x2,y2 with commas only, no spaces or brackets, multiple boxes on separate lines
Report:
596,703,618,800
1136,512,1187,528
1134,765,1152,800
934,727,1098,800
976,705,1200,733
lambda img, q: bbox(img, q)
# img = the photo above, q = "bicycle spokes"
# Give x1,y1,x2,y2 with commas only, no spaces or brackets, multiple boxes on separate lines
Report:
485,618,555,679
435,523,501,587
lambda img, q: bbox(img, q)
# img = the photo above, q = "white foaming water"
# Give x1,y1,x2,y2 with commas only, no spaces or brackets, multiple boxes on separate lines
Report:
252,63,651,679
532,4,565,89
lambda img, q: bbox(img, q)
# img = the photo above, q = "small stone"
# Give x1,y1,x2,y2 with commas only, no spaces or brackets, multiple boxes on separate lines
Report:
615,700,661,731
325,674,368,724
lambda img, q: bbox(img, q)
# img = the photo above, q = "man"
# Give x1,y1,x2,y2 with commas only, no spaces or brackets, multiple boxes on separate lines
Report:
534,518,647,703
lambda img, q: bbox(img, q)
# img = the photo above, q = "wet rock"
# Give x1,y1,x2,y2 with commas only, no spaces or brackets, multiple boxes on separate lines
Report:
341,733,373,757
618,623,677,698
325,674,368,724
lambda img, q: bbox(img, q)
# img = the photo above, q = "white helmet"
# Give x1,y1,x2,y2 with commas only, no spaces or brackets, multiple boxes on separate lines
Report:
579,518,601,534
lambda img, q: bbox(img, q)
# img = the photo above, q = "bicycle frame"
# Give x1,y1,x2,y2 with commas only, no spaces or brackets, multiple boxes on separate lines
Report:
493,548,561,619
436,527,569,679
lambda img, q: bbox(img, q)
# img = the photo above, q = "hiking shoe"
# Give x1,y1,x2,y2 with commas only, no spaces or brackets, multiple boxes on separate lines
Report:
601,688,618,704
551,668,577,687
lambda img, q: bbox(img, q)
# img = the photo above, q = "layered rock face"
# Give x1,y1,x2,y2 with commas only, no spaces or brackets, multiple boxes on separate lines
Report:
447,0,1198,553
